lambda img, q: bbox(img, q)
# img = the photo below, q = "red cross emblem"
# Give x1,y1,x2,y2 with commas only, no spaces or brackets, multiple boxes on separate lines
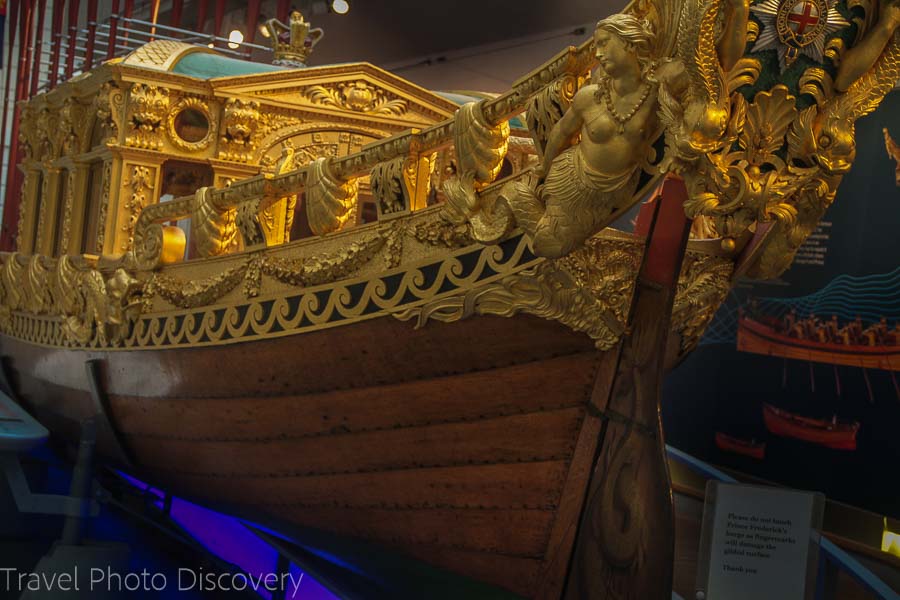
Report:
787,0,821,35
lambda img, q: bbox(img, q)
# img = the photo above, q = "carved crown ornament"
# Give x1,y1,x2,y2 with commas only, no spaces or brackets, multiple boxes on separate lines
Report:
266,11,324,68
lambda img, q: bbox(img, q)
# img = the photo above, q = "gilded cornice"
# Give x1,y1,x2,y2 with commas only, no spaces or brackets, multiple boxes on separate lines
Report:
114,65,214,96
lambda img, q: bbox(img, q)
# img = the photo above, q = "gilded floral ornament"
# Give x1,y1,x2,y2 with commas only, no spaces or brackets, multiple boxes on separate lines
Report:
302,82,409,116
671,255,733,351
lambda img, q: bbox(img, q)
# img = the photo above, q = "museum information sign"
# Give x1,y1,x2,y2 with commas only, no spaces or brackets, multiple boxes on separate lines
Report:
695,482,824,600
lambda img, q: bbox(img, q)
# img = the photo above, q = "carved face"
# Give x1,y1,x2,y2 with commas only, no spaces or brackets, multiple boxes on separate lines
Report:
593,30,637,77
814,114,855,175
342,82,376,112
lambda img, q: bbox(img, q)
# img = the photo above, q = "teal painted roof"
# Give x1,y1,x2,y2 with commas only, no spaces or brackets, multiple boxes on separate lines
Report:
435,91,526,130
172,52,288,79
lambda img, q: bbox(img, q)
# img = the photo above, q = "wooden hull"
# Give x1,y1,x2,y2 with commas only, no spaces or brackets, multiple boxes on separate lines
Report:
0,311,606,597
737,317,900,371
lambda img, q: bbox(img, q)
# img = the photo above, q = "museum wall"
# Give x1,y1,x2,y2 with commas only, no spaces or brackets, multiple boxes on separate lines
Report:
662,91,900,520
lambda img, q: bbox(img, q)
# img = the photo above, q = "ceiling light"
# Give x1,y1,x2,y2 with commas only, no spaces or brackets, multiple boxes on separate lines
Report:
228,29,244,49
331,0,350,14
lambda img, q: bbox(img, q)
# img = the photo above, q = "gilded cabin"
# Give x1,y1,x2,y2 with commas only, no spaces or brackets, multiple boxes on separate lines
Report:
14,40,535,261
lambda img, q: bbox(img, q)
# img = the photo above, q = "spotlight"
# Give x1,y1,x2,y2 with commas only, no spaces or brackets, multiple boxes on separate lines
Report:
228,29,244,49
331,0,350,14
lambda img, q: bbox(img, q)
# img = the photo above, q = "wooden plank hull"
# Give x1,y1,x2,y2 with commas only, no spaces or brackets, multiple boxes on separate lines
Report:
0,312,605,597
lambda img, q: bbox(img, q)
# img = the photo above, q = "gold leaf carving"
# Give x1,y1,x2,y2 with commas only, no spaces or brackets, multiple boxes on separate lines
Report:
96,161,112,252
441,101,511,243
394,237,641,350
193,186,239,257
302,82,409,116
671,254,733,351
219,99,261,162
122,166,157,253
148,261,250,309
740,85,796,165
125,84,169,150
526,73,581,155
411,217,474,248
305,157,359,236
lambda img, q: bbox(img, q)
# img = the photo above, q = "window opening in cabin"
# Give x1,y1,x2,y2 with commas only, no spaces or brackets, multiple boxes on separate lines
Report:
53,170,69,256
81,161,105,255
30,171,45,254
160,160,214,260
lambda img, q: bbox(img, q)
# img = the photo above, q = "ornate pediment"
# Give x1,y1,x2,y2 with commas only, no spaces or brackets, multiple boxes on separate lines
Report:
212,63,459,126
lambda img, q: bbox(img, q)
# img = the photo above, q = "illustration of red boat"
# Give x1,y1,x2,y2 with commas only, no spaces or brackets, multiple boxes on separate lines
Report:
737,316,900,371
762,404,860,451
715,432,766,460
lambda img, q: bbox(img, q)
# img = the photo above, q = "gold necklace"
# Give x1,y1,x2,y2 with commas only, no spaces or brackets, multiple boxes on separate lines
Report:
597,79,652,134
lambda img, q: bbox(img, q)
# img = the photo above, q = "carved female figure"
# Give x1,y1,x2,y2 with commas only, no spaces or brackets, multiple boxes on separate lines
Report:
501,15,662,258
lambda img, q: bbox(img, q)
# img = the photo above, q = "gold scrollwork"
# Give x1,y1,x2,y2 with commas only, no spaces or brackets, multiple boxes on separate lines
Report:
671,254,733,352
0,254,144,347
525,73,582,155
305,157,359,236
193,186,239,258
59,170,77,254
394,236,643,350
370,155,410,216
441,101,511,244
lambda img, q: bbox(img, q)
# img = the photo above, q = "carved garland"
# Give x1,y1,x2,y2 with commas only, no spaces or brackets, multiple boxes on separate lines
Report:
96,161,112,253
122,166,157,253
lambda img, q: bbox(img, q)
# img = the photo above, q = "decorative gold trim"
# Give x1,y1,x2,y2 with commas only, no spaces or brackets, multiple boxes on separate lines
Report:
302,82,410,116
0,232,539,350
96,160,112,252
166,96,217,152
125,84,169,150
305,157,359,236
394,236,642,350
59,169,76,254
121,165,157,254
